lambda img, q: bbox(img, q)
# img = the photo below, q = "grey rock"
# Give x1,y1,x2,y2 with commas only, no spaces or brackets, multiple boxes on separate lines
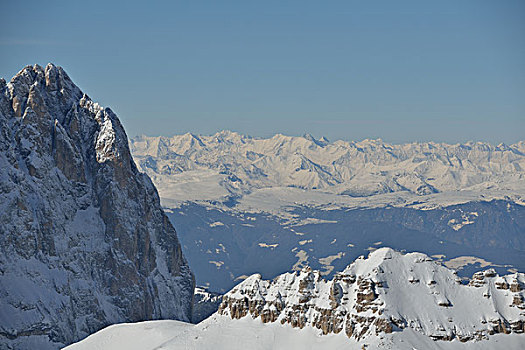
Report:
0,64,194,349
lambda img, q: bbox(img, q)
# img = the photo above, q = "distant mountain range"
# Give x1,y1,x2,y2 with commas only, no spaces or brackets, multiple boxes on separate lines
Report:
130,132,525,293
130,131,525,206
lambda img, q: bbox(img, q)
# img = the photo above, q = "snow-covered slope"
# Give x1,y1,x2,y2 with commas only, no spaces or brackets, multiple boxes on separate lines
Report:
219,248,525,342
0,64,194,349
66,248,525,350
63,317,525,350
130,131,525,209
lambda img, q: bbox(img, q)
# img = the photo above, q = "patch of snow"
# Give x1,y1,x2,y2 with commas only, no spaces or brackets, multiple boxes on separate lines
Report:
443,256,499,270
292,250,309,271
209,261,224,268
258,243,279,249
209,221,225,227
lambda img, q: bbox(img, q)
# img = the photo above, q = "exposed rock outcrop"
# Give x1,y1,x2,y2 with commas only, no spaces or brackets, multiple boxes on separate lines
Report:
218,248,525,342
0,64,194,349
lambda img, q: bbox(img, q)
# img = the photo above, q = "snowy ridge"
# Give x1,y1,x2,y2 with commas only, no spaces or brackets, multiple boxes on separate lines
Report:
130,132,525,210
218,248,525,342
64,317,525,350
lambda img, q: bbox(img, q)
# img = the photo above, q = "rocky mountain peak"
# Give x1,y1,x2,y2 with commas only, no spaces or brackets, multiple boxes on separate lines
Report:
8,64,80,118
0,64,195,349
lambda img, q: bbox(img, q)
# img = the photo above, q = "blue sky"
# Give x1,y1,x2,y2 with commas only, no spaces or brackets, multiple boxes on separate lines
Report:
1,0,524,143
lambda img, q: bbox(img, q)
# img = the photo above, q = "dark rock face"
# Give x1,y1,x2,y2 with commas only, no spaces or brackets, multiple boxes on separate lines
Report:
0,64,194,349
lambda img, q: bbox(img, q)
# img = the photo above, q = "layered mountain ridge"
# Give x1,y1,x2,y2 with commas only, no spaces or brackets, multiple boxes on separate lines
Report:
219,247,525,342
0,64,194,349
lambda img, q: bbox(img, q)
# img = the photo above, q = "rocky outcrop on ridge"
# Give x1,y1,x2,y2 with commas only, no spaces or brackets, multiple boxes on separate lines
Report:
218,248,524,342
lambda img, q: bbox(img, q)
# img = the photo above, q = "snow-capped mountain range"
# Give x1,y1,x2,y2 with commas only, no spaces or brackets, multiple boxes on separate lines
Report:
130,131,525,210
66,248,525,349
0,64,194,349
130,132,525,294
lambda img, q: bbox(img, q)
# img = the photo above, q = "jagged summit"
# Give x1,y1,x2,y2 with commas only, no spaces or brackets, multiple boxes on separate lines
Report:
0,64,194,349
5,63,126,165
8,63,82,110
219,247,525,342
302,133,329,147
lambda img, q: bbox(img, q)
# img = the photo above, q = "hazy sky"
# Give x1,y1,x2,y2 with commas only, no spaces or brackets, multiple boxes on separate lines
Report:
1,0,524,144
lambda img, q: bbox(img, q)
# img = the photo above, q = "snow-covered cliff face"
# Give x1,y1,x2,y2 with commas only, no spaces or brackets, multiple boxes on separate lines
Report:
218,248,525,343
0,64,194,349
130,131,525,206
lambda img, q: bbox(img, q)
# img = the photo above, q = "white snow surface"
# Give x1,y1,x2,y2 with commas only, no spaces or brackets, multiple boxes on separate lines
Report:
64,316,524,350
